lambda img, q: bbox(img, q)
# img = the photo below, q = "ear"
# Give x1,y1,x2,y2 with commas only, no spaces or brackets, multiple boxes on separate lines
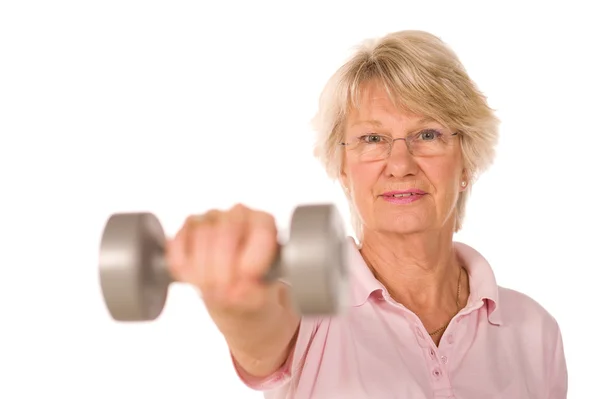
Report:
340,154,356,195
339,147,350,190
459,168,470,192
340,169,350,193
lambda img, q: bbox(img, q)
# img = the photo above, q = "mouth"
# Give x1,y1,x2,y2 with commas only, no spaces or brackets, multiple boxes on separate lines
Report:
381,190,427,198
380,190,427,204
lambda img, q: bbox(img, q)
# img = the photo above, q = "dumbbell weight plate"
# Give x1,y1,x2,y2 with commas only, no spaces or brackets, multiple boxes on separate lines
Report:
282,204,349,315
99,213,169,322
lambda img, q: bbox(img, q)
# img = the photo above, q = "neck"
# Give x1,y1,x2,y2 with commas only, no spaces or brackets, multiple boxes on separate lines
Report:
359,227,462,310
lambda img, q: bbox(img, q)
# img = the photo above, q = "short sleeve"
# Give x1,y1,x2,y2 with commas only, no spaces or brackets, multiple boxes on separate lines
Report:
547,321,568,399
230,316,322,391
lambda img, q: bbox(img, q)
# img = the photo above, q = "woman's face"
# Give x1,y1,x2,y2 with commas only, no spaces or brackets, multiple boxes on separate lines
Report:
340,81,467,236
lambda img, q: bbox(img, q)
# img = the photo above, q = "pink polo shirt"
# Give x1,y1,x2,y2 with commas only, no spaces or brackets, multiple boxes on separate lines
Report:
232,238,568,398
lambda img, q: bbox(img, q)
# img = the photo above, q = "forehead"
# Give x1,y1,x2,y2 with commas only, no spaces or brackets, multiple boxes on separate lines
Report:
345,81,430,127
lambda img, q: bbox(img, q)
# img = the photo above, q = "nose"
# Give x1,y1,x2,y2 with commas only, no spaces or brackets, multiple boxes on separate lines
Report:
389,138,410,156
384,138,418,177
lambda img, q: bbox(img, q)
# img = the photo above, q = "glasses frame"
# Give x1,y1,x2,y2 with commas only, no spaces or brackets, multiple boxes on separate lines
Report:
339,131,460,160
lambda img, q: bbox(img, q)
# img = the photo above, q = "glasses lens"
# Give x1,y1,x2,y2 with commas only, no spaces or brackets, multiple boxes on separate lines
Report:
358,139,389,161
410,134,456,156
344,133,457,160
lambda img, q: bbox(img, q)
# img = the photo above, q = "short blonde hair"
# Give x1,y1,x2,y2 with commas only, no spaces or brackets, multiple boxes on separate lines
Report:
312,30,500,241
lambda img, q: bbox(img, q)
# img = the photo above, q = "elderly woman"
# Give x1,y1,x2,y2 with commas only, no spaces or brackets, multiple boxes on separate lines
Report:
167,30,568,398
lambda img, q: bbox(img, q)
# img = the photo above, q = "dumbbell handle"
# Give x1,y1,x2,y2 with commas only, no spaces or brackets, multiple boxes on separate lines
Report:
148,239,285,286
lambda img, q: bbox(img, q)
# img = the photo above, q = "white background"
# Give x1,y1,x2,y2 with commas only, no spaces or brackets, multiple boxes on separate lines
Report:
1,1,598,398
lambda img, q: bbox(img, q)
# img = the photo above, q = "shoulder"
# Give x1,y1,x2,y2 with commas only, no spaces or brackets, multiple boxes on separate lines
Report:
495,286,567,388
497,286,560,332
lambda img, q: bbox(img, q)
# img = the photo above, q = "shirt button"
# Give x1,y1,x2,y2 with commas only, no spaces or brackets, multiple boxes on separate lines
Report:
429,348,435,359
441,355,448,364
446,334,455,344
432,368,442,378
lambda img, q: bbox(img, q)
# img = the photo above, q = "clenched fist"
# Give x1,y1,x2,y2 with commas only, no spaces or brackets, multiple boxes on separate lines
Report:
166,203,283,317
165,203,301,376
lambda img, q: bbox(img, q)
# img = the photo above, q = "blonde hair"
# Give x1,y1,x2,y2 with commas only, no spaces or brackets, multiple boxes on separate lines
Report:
312,30,500,241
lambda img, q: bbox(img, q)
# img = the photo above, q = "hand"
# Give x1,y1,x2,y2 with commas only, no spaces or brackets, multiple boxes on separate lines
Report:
166,203,280,318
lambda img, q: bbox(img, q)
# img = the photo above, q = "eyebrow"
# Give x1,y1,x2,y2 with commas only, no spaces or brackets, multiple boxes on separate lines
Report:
349,117,437,128
349,119,383,128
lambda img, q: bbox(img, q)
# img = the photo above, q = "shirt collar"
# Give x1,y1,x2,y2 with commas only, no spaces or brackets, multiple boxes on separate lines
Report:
345,237,503,325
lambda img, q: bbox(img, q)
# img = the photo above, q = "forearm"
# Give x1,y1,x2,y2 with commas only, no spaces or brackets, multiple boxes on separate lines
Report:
226,309,299,377
210,285,301,377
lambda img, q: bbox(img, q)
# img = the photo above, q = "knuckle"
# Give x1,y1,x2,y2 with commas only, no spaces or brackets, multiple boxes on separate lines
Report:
231,202,249,212
203,209,223,221
185,209,221,229
253,210,276,227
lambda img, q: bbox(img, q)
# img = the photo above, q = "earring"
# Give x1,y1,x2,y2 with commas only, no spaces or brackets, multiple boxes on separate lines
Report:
461,181,467,187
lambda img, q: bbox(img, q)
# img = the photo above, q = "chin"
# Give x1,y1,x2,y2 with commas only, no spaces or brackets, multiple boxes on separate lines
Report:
384,222,428,235
372,213,433,235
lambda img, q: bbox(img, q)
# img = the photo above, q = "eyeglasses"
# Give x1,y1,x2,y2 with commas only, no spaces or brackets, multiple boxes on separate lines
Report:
339,129,459,161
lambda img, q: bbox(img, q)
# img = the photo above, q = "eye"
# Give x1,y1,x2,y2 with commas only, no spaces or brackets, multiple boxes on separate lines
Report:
359,134,384,143
417,129,442,141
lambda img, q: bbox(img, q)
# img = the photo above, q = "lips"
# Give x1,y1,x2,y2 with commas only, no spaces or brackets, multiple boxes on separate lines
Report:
381,189,427,197
380,190,427,204
388,192,421,198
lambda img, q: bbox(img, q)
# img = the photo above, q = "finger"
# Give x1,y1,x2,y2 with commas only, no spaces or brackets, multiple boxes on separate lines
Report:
189,209,221,294
237,210,279,281
165,215,197,281
208,204,249,295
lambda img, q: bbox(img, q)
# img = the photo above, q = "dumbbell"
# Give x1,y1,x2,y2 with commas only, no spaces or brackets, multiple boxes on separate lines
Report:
98,203,349,322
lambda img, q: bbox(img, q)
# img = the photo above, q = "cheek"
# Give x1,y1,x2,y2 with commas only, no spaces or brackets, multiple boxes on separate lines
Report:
423,161,462,203
422,157,460,184
346,163,380,193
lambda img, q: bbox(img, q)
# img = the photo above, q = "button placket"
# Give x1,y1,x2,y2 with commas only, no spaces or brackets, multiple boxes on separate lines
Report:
414,325,425,339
